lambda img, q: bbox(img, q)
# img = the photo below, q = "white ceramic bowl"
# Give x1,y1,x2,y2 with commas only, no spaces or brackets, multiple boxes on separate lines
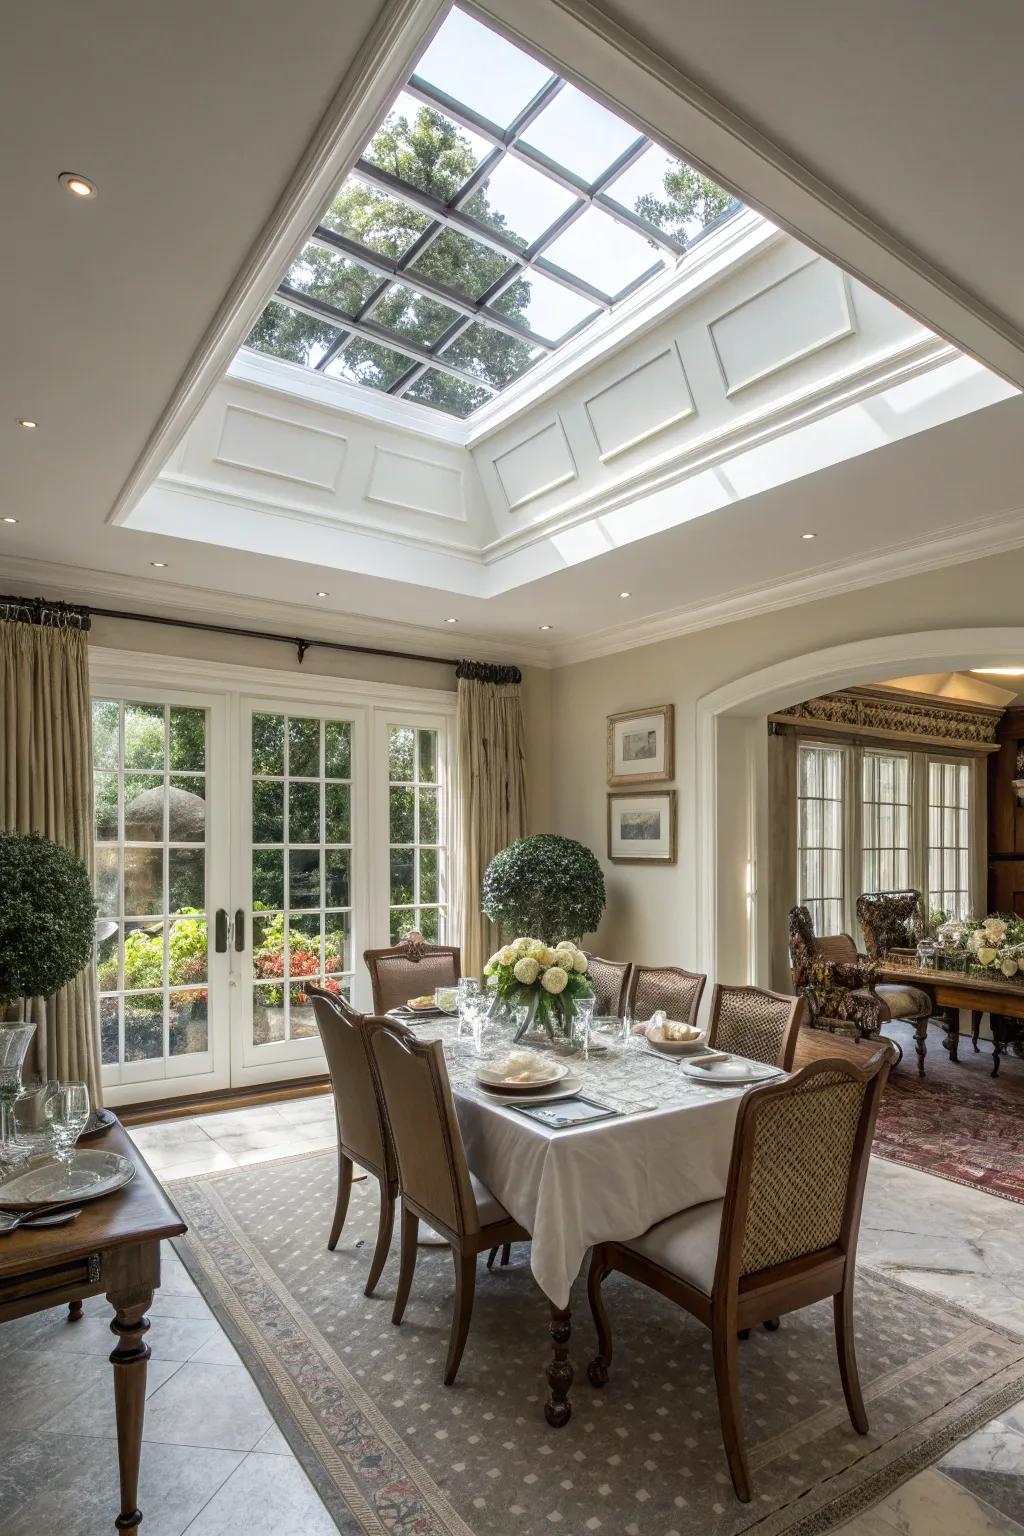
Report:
646,1022,707,1056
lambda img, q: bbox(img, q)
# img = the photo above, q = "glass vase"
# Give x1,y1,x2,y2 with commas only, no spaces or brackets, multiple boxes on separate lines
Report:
0,1022,37,1159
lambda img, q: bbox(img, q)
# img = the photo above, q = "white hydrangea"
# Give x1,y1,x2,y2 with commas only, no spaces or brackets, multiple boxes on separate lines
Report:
572,951,589,974
514,937,533,954
1002,957,1019,977
541,965,569,994
553,943,576,961
985,917,1008,942
513,956,540,985
527,940,548,961
498,944,519,966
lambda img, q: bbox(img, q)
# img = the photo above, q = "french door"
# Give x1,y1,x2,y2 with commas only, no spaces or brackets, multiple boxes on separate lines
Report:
94,659,452,1107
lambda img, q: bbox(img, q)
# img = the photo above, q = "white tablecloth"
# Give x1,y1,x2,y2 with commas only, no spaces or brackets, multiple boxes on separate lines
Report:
442,1032,745,1310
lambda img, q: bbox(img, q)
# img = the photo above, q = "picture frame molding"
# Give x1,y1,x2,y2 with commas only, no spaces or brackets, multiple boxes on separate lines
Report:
606,703,675,786
607,788,678,864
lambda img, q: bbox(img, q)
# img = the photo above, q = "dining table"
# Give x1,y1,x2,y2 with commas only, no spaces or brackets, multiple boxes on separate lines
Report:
412,1017,769,1427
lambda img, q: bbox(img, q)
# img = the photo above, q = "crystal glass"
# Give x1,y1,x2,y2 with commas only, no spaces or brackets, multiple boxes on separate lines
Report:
44,1081,91,1182
587,1013,628,1059
570,995,597,1056
434,985,459,1013
0,1023,37,1155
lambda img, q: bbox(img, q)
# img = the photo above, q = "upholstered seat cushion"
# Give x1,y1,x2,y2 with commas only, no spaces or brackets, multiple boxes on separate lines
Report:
876,982,931,1020
471,1171,511,1227
622,1198,725,1294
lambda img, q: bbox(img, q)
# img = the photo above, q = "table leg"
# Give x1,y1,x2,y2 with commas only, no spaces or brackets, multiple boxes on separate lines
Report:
992,1017,1005,1078
914,1018,928,1078
68,1299,83,1322
943,1008,960,1063
108,1292,153,1531
545,1304,573,1427
971,1011,983,1052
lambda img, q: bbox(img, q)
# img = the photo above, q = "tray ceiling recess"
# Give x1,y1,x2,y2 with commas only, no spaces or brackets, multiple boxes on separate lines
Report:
242,4,740,421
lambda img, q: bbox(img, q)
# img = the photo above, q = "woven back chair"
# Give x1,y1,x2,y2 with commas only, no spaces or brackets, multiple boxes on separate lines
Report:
626,964,706,1026
369,1023,528,1384
707,983,801,1070
308,987,403,1296
587,1049,890,1501
363,930,461,1013
583,953,632,1016
856,889,925,961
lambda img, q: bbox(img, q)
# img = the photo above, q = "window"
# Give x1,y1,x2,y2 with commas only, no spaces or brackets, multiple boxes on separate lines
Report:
862,751,910,894
797,743,845,936
92,699,209,1073
928,759,971,919
242,5,738,418
388,724,447,943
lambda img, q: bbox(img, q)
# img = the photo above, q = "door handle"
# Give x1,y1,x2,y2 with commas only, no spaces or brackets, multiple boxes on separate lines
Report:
234,909,245,952
215,909,229,953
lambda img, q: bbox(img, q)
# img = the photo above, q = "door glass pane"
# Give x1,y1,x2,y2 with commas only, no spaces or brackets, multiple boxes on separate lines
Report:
927,759,971,919
796,743,845,937
388,723,447,948
94,700,211,1074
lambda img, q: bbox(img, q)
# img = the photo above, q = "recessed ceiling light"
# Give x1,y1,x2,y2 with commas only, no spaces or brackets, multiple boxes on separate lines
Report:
2,517,18,525
150,561,167,568
58,171,97,198
972,667,1024,676
619,590,632,598
16,418,37,429
539,624,552,631
444,616,459,624
801,532,817,540
315,590,329,598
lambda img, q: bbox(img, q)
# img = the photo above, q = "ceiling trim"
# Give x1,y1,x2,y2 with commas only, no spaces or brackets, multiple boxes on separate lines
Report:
547,503,1024,667
0,554,552,669
105,0,447,529
477,0,1024,390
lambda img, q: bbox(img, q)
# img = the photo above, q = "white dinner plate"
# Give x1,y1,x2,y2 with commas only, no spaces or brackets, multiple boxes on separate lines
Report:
645,1023,708,1056
476,1059,570,1091
478,1072,584,1105
678,1055,783,1086
0,1149,136,1209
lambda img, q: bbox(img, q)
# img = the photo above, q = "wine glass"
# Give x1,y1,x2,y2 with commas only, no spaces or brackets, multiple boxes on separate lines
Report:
0,1023,37,1158
45,1082,91,1183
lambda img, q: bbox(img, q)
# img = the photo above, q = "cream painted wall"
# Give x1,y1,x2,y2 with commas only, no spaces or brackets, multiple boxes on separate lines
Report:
544,546,1024,967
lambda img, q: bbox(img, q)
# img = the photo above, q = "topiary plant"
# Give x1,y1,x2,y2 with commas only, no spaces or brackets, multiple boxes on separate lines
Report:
482,833,605,943
0,830,97,1009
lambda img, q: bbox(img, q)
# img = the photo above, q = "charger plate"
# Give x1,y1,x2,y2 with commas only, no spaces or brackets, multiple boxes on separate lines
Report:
678,1055,783,1086
0,1149,136,1209
478,1071,584,1105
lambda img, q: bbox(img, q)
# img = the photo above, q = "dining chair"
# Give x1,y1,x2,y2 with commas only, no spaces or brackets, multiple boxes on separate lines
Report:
706,982,802,1070
308,987,407,1296
363,929,461,1014
626,964,706,1026
368,1021,529,1385
586,1048,891,1501
583,953,632,1016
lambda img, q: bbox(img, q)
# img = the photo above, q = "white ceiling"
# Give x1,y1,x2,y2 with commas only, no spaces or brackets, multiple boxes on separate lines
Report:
4,0,1024,665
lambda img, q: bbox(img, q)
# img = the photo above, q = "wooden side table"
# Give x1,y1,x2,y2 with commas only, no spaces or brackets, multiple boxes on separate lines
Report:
0,1121,186,1531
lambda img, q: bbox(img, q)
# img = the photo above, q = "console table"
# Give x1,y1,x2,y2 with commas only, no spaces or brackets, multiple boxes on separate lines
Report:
0,1121,186,1531
878,962,1024,1076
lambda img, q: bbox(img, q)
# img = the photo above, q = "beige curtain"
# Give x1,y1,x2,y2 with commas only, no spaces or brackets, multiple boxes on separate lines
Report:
767,726,798,991
0,616,101,1101
454,666,527,978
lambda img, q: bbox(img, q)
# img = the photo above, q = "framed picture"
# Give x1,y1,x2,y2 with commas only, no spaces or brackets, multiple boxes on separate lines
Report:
607,790,677,864
607,704,674,786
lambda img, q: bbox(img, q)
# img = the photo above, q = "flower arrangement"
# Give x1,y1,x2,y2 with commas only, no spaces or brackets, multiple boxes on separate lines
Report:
484,937,592,1039
934,912,1024,980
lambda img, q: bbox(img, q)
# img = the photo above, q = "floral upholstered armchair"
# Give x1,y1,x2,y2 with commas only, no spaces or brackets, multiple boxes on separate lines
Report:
855,889,926,961
788,906,887,1038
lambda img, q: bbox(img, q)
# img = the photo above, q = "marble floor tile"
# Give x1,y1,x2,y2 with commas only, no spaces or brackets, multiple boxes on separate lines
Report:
129,1119,216,1161
938,1417,1024,1527
189,1331,242,1366
158,1150,242,1179
873,1466,1024,1534
2,1346,121,1431
190,1105,292,1138
8,1307,222,1363
181,1449,341,1536
272,1092,334,1126
254,1422,294,1455
43,1355,186,1438
140,1361,275,1450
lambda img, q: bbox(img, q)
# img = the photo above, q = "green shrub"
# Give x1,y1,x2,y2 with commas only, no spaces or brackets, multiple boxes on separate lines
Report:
0,831,97,1005
481,834,605,943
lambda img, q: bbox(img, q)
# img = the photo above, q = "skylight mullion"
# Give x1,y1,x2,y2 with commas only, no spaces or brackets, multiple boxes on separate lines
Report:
315,330,354,373
388,311,477,397
404,75,506,148
353,162,528,266
276,285,499,394
594,192,689,256
389,361,429,398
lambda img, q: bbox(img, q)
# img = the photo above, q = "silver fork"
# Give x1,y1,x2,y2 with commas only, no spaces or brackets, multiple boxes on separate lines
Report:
0,1207,83,1235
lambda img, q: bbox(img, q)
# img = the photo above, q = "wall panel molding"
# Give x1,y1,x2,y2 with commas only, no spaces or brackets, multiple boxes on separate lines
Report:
584,345,696,460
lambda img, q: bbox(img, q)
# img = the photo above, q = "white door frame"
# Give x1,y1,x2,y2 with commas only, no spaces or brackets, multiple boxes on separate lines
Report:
695,627,1024,988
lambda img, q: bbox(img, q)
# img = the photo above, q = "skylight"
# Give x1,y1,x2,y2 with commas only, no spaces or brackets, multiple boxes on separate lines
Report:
243,6,740,419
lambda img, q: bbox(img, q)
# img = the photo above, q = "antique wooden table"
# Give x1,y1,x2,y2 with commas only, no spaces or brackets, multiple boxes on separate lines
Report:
0,1121,186,1531
878,961,1024,1076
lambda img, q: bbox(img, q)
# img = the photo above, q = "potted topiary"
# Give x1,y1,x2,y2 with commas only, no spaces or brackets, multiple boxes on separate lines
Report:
0,832,97,1146
481,833,606,944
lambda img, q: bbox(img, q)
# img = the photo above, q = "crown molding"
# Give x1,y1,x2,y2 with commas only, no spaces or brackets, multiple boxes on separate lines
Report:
0,555,552,670
547,503,1024,666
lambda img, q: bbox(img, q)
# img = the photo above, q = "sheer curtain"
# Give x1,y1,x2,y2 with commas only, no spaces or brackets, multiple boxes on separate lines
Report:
0,605,101,1101
453,662,527,978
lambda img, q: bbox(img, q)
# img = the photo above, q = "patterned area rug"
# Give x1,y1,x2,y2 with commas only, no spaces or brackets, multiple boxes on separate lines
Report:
170,1150,1024,1536
873,1021,1024,1203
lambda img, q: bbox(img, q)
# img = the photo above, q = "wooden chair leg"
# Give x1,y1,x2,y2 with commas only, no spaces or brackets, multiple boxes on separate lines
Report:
763,1317,780,1331
364,1179,395,1297
971,1011,983,1052
586,1250,613,1387
834,1284,868,1434
391,1204,419,1326
500,1242,511,1266
486,1246,499,1270
711,1319,751,1502
327,1151,354,1251
443,1250,477,1386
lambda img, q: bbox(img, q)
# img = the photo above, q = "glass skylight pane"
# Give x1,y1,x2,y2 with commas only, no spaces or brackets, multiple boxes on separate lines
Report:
541,207,662,298
372,282,459,346
363,91,490,199
603,145,736,243
461,157,577,251
408,227,513,299
245,299,340,368
282,243,379,316
414,8,553,130
519,84,641,185
439,321,541,389
322,338,410,391
489,270,598,342
404,368,490,418
320,181,431,260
